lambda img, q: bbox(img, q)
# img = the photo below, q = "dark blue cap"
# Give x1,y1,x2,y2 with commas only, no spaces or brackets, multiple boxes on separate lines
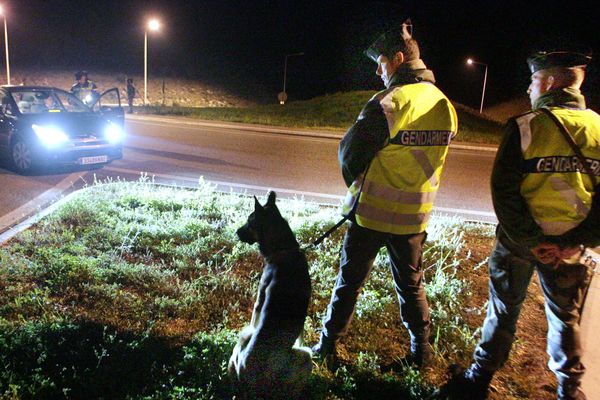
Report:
365,19,413,63
527,50,592,73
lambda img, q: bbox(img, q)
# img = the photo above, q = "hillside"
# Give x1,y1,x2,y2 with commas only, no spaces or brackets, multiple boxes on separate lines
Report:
484,97,531,123
143,91,505,144
8,69,253,108
5,70,504,143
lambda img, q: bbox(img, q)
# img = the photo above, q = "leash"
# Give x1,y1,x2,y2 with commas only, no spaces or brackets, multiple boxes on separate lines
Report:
305,163,372,250
309,215,350,248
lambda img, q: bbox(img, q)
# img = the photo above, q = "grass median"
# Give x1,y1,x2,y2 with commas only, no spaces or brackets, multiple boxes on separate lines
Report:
0,178,553,399
140,91,505,145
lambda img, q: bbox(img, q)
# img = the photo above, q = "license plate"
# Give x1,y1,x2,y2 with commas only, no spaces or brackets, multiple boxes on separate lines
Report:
78,155,108,165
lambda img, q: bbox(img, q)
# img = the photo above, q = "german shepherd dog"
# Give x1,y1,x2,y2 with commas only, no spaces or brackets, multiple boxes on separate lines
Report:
228,192,312,400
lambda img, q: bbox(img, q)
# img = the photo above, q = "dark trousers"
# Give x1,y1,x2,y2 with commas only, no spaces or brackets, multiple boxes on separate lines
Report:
322,221,430,345
473,234,592,396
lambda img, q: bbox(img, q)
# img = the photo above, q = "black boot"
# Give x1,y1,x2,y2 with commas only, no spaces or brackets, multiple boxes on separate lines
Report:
435,363,492,400
382,342,432,373
311,334,338,371
408,341,432,369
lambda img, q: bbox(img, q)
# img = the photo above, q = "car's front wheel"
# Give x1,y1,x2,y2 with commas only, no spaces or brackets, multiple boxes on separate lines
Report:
11,137,36,175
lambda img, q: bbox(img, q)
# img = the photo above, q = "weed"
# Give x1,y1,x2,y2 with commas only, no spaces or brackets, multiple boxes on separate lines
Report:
0,178,540,398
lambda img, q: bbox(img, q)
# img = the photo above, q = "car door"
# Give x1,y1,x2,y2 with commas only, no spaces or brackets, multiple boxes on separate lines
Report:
0,91,16,154
92,88,125,127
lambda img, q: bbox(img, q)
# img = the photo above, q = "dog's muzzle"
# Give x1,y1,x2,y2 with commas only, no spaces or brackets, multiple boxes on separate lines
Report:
237,226,257,244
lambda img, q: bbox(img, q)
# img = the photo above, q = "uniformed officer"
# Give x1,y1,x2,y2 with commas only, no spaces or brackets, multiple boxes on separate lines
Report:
439,49,600,400
126,78,136,114
70,70,98,104
311,19,458,369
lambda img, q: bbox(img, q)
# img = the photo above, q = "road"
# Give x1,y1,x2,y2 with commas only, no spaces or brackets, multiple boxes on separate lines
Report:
0,115,496,234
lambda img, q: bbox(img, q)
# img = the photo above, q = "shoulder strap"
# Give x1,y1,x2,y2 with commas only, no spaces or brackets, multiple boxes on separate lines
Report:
540,107,598,187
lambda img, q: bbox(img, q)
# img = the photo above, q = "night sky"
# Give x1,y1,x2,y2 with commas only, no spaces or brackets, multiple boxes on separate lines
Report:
5,0,600,108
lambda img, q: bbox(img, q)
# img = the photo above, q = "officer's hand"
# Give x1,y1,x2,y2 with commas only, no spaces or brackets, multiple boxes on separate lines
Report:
559,246,583,262
531,243,561,265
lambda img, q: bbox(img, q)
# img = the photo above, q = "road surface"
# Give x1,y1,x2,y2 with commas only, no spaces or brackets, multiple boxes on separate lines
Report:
0,115,496,234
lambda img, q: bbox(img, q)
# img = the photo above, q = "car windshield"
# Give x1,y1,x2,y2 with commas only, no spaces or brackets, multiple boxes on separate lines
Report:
11,90,91,114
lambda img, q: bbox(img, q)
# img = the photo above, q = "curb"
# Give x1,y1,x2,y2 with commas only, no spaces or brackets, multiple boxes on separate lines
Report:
126,114,343,140
0,180,496,246
126,114,499,152
0,183,343,245
0,188,85,244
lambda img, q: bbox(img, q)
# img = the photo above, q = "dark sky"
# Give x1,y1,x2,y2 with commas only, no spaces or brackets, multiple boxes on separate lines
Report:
5,0,600,107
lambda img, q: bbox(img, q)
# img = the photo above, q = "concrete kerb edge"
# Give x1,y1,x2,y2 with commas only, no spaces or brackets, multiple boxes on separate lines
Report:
0,180,496,246
0,182,344,245
0,188,88,244
127,114,499,152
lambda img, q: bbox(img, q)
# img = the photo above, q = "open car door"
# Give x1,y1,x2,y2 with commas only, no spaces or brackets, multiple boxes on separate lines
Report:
92,88,124,127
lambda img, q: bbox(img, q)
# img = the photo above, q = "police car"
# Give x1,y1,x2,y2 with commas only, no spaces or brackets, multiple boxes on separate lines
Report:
0,86,124,174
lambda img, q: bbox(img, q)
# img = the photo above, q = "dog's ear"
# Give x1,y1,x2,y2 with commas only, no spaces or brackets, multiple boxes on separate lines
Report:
266,191,277,207
254,196,264,212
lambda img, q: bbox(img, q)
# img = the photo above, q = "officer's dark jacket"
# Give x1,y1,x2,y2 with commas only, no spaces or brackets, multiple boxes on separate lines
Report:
493,88,600,249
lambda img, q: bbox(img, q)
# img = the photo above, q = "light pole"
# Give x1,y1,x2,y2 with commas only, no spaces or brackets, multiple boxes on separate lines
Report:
144,19,160,106
0,5,10,85
467,58,488,114
280,52,304,105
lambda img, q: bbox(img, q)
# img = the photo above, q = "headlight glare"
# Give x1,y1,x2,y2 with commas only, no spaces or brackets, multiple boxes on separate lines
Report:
32,124,69,146
105,123,123,143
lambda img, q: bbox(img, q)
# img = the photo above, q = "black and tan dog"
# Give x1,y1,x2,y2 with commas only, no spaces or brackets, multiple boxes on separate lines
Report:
228,192,312,400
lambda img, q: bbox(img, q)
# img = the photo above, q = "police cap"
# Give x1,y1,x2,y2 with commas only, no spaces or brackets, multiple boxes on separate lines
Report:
75,70,88,80
526,50,592,73
365,18,413,63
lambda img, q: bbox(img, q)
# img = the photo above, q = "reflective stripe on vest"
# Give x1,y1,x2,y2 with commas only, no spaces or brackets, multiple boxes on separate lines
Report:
74,82,95,99
517,107,600,235
344,83,458,235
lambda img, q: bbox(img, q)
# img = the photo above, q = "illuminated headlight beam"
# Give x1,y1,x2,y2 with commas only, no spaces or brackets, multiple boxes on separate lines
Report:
32,124,69,147
105,123,124,143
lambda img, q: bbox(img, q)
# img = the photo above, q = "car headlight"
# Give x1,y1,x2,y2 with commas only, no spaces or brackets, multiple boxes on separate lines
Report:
105,123,124,143
32,124,69,146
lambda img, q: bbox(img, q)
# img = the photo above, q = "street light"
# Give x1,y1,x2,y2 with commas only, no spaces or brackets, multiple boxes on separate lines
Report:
466,58,488,114
144,19,160,106
0,5,10,85
280,52,304,105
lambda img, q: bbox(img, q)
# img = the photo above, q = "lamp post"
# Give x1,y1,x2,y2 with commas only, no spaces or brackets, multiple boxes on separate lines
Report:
467,58,488,114
0,5,10,85
280,52,304,105
144,19,160,106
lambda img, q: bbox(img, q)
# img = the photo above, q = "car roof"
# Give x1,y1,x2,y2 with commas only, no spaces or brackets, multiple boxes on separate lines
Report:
1,85,69,92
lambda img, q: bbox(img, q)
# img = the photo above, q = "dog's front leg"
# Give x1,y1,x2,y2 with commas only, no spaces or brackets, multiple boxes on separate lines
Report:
250,269,271,328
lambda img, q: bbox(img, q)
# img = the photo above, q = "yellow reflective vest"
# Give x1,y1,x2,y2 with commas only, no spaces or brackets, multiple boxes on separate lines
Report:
343,82,458,235
516,107,600,235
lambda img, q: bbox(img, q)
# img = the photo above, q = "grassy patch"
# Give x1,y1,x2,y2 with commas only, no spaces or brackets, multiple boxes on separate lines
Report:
0,179,550,399
139,91,505,144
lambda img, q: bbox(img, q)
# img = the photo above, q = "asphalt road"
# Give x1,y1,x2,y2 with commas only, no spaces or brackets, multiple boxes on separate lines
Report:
0,115,497,234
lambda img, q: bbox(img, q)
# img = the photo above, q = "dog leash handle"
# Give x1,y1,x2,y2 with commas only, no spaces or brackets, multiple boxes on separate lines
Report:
310,215,349,247
308,162,373,249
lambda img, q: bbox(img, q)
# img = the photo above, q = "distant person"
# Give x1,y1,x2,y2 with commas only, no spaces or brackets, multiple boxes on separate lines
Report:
311,19,458,370
30,92,50,113
126,78,136,113
439,49,600,400
70,70,98,105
